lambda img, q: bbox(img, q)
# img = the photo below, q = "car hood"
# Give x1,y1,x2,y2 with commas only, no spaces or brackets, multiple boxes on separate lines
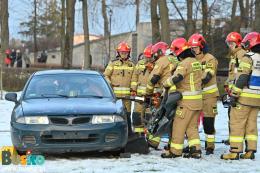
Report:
21,98,123,116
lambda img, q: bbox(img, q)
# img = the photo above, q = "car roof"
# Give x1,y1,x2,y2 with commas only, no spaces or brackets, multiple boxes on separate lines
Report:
34,69,102,76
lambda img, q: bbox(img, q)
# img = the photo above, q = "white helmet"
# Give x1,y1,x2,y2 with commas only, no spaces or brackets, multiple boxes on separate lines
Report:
165,49,172,56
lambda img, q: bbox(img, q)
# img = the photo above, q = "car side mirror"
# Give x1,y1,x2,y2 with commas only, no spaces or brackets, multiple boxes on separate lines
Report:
5,93,18,104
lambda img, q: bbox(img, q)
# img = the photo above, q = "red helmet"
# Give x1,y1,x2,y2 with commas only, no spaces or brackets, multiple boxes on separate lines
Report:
116,42,131,52
188,33,206,48
241,32,260,50
143,44,153,58
5,49,11,55
151,42,168,58
170,38,189,56
226,32,242,46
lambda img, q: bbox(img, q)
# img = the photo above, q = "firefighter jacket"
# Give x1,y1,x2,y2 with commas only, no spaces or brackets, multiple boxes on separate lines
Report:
130,59,151,96
231,52,260,107
104,58,135,97
146,55,179,95
165,57,203,110
227,47,247,87
196,53,219,99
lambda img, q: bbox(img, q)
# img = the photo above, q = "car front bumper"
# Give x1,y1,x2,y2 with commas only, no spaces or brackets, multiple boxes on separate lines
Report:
11,121,128,154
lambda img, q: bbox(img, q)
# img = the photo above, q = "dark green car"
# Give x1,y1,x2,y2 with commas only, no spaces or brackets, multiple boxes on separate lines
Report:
5,70,128,154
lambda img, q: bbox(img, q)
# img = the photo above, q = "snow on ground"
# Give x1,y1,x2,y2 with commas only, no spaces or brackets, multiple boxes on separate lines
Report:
0,92,260,173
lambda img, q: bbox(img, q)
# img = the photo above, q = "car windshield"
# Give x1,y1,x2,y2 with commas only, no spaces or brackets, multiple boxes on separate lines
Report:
24,73,113,99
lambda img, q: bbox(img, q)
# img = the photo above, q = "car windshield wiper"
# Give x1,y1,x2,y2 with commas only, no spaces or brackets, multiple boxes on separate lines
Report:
74,94,104,99
41,94,69,98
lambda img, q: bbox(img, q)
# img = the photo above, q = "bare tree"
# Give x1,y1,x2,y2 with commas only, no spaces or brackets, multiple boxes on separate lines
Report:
238,0,246,28
63,0,76,69
0,0,9,100
135,0,140,27
249,0,254,28
201,0,208,37
230,0,238,31
150,0,160,43
33,0,38,63
186,0,194,38
0,0,9,65
170,0,186,28
158,0,170,44
245,0,249,28
255,0,260,31
102,0,109,38
61,0,65,66
82,0,91,69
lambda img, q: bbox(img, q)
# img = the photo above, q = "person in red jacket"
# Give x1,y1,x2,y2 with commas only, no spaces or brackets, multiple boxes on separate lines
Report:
4,49,11,67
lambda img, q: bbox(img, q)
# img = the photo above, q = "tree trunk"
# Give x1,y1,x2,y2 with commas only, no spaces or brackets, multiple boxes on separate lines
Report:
158,0,170,44
201,0,208,37
102,0,109,38
33,0,38,64
0,0,9,65
61,0,65,67
64,0,76,69
82,0,91,69
249,0,253,29
238,0,246,28
186,0,194,38
245,0,249,28
231,0,237,31
255,0,260,32
150,0,160,43
135,0,140,28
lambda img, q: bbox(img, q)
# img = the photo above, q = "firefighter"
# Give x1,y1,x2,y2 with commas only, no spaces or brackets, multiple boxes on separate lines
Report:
146,42,179,149
221,32,260,160
224,32,247,145
225,32,246,88
188,33,219,155
161,38,202,159
130,44,153,134
104,42,134,113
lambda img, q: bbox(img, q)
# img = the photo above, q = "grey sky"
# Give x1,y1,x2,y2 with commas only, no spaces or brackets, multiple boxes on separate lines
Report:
9,0,138,39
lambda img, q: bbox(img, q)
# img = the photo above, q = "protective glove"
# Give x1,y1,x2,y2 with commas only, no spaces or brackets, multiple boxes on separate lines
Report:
163,78,173,88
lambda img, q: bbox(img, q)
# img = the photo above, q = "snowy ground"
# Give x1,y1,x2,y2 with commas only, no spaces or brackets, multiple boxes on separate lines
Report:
0,92,260,173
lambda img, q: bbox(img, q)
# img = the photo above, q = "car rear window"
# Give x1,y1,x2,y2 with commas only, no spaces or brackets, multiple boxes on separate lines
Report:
24,73,113,99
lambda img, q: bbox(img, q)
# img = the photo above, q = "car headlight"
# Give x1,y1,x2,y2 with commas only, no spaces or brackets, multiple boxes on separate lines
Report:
16,116,49,124
92,115,124,124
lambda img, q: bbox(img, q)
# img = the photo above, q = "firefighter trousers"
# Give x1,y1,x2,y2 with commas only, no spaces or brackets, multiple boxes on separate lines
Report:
170,106,201,155
229,104,259,153
202,97,218,149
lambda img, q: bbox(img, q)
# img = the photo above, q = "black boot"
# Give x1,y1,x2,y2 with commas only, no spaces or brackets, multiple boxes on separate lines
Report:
182,146,190,153
183,146,202,159
206,148,214,155
205,141,214,155
220,152,239,160
161,151,182,158
240,151,255,160
164,144,170,151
